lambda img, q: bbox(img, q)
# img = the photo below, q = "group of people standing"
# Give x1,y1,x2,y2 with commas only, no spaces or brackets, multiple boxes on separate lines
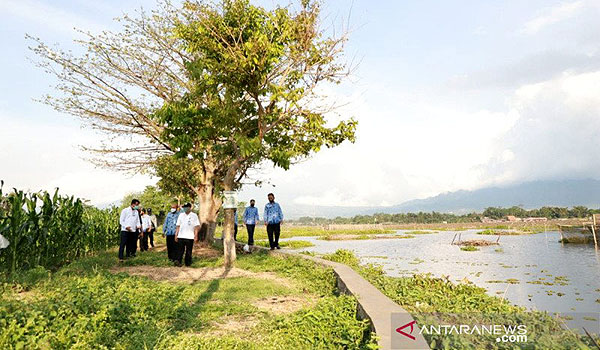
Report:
118,199,157,261
118,193,285,266
119,199,198,267
241,193,284,250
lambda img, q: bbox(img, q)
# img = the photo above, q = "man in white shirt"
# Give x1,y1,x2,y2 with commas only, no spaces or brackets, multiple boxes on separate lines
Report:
147,208,158,248
140,208,152,252
119,199,142,261
175,202,200,267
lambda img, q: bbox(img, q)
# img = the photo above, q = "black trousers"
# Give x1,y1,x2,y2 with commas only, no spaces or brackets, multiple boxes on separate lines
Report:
140,231,149,251
126,231,139,256
177,238,194,266
149,229,155,247
234,224,238,241
119,231,129,259
166,235,176,260
266,223,281,248
246,224,255,245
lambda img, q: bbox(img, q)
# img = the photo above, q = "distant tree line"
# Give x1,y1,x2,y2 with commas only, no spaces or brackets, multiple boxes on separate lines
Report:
292,206,600,225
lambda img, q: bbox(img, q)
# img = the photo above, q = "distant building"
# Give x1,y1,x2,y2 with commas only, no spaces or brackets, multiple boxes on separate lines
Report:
481,217,503,223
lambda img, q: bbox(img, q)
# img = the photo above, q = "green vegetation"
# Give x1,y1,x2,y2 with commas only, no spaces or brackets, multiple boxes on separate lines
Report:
405,230,438,235
0,248,376,349
478,229,536,235
120,185,192,223
320,234,414,241
322,249,596,349
253,240,315,249
460,246,479,251
0,186,118,274
486,279,519,284
233,226,394,242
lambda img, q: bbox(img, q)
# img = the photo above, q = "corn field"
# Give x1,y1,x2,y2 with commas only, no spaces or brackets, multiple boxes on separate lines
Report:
0,184,119,274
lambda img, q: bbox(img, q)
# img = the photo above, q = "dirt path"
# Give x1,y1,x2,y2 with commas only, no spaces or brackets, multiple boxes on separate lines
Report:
110,243,317,317
111,265,288,285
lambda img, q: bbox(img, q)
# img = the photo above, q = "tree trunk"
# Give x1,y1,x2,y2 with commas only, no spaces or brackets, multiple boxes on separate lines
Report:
197,184,221,244
222,175,237,268
223,207,236,268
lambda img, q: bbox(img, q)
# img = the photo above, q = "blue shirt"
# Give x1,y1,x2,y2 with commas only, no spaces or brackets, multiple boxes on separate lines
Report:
263,202,283,224
163,211,180,236
243,206,260,225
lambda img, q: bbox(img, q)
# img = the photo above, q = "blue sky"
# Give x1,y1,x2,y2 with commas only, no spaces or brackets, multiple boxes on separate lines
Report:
1,0,600,214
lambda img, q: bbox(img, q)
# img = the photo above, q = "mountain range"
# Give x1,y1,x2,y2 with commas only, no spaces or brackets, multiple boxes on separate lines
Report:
286,179,600,218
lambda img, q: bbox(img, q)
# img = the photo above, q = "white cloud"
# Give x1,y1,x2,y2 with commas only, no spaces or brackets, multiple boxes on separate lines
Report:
239,85,520,208
485,70,600,184
521,1,585,35
0,113,152,206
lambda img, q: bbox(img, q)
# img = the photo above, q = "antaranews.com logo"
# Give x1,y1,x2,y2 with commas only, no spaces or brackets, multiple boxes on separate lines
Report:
396,321,527,342
391,312,600,349
390,313,532,350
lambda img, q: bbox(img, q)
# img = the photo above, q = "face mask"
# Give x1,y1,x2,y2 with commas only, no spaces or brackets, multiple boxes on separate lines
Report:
184,208,191,213
133,205,139,210
170,208,176,213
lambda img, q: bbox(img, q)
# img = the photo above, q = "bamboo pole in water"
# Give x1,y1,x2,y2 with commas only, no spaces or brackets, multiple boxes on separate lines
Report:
591,215,598,250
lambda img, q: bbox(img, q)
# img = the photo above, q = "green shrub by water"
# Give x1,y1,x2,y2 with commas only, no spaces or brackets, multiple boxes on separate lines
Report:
0,185,119,273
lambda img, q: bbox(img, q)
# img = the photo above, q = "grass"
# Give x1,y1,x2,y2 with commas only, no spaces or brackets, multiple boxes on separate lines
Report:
319,234,415,241
253,240,315,249
478,229,537,236
232,225,395,243
0,246,377,350
321,249,597,350
405,230,438,235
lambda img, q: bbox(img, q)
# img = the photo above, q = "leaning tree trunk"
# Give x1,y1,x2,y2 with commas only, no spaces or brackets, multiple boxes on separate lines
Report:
196,183,221,244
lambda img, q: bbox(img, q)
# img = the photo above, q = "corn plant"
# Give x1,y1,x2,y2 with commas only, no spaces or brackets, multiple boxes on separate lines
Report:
0,182,119,274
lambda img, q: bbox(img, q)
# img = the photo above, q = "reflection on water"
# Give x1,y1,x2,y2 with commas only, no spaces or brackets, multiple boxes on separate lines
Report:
286,230,600,329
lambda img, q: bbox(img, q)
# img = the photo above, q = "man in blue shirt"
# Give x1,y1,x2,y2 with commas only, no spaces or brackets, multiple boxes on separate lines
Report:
243,199,260,246
234,208,238,241
163,203,180,262
263,193,283,250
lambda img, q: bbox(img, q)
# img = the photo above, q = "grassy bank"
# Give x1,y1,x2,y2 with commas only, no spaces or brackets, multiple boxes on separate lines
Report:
232,225,395,243
322,249,596,349
0,246,377,350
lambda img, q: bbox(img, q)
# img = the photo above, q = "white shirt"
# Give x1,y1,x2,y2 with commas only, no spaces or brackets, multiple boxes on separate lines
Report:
120,207,141,232
176,212,200,240
141,214,152,232
0,233,9,249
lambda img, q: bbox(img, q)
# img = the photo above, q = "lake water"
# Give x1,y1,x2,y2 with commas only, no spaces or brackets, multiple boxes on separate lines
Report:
284,230,600,330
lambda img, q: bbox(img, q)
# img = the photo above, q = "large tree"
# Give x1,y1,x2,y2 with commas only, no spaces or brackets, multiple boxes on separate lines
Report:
32,0,356,265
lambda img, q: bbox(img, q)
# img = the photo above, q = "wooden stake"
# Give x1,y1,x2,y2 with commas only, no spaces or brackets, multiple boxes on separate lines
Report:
592,214,598,250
